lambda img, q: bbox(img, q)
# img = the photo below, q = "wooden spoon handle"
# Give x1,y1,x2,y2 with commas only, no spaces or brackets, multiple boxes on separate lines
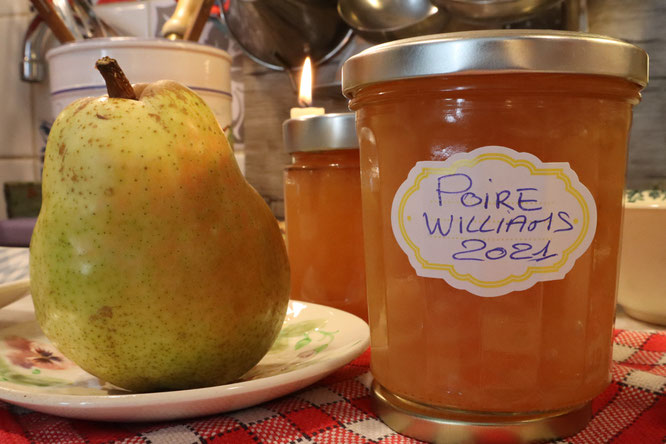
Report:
29,0,76,43
184,0,216,42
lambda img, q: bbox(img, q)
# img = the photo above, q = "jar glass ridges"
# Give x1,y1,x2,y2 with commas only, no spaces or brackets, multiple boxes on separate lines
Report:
342,30,648,443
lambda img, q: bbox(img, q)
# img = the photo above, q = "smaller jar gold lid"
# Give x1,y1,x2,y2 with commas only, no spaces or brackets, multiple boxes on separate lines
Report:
283,113,358,153
342,30,649,98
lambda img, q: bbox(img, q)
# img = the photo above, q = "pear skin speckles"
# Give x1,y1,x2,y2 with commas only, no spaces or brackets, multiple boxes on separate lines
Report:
89,305,113,322
30,79,290,392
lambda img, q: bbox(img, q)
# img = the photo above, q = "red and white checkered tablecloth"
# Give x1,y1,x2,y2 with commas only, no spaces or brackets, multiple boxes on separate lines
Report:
0,329,663,444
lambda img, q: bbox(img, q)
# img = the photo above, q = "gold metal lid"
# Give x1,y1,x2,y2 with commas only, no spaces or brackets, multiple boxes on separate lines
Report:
371,381,593,443
342,30,649,97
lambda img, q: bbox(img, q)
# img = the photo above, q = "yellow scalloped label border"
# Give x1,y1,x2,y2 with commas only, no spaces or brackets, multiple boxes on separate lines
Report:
396,152,591,288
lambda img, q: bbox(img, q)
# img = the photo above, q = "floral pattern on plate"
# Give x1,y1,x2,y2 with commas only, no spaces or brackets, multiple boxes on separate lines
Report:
243,319,340,380
0,298,369,421
0,317,340,391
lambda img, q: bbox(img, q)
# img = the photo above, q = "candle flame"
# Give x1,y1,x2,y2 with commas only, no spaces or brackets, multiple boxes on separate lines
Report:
298,57,313,107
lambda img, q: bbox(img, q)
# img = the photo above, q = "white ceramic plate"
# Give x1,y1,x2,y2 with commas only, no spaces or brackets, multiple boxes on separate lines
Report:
0,248,30,309
0,297,369,422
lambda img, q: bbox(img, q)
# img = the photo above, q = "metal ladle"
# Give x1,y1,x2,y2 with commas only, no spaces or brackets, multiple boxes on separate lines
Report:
338,0,448,43
52,0,84,40
338,0,436,32
431,0,563,24
69,0,116,38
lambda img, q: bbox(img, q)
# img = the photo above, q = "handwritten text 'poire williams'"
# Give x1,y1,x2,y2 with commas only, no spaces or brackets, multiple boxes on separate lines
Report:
421,173,576,263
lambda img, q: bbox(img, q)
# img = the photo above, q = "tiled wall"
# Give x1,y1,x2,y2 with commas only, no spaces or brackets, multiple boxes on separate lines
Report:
0,0,39,220
588,0,666,191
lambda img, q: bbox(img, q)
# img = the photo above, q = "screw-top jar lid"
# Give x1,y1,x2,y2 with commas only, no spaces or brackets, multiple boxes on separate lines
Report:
283,113,358,153
342,30,649,97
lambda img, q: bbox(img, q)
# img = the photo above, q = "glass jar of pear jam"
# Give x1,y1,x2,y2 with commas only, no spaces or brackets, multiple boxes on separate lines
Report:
283,113,368,321
342,30,648,442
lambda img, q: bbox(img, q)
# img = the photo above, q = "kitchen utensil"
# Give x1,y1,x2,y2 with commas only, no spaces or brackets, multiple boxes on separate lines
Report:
161,0,210,40
162,0,200,40
28,0,75,43
337,0,434,32
223,0,353,71
433,0,562,23
69,0,108,38
185,0,216,41
338,0,449,43
51,0,84,40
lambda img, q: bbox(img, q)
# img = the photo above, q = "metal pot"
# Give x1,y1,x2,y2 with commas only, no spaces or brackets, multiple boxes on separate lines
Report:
223,0,353,70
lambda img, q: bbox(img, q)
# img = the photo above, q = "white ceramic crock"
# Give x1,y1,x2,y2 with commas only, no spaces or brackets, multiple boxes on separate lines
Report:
46,37,232,146
618,190,666,326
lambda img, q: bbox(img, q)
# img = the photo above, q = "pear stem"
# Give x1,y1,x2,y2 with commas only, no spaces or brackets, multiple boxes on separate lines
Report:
95,57,137,100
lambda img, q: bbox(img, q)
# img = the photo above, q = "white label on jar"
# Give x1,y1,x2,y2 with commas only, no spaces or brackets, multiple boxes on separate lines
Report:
391,146,597,297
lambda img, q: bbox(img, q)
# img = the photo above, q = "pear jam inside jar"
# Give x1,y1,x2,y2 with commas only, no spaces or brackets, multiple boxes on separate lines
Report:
283,113,368,321
342,31,648,442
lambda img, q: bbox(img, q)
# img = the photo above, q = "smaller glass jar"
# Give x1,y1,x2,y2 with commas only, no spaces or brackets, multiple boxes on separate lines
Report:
283,113,367,321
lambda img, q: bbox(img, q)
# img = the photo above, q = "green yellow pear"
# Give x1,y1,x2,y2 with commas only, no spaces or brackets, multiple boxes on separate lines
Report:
29,57,290,392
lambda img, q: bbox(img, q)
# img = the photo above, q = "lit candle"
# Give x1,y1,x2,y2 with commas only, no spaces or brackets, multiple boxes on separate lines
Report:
290,57,325,119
